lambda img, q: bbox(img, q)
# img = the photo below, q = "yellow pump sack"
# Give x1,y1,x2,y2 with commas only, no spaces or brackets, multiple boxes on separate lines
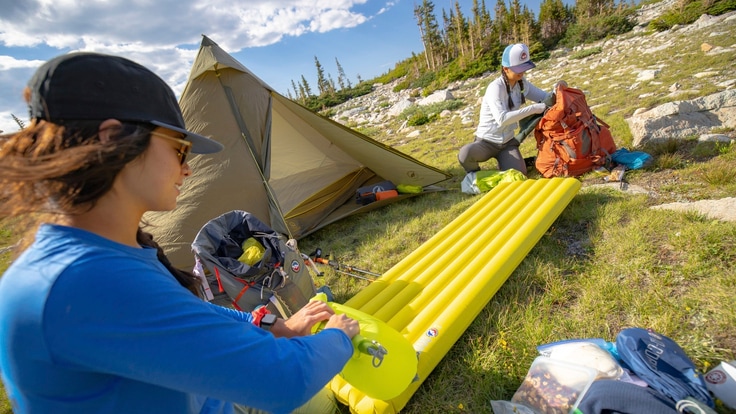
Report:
311,293,417,401
237,237,265,266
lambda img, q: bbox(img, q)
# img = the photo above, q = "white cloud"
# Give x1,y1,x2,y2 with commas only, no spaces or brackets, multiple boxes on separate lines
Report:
0,56,45,70
1,1,374,51
0,0,400,131
309,9,368,33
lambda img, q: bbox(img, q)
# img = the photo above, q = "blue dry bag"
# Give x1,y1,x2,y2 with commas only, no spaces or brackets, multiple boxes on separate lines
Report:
611,148,653,170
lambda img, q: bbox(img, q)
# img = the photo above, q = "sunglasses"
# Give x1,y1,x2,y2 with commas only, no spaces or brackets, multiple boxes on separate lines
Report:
150,131,192,165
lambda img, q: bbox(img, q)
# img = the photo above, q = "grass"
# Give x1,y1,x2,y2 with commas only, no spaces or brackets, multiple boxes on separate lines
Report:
298,148,736,413
2,7,736,414
301,176,736,413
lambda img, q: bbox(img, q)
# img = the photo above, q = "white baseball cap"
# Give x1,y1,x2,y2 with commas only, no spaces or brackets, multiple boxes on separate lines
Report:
502,44,536,74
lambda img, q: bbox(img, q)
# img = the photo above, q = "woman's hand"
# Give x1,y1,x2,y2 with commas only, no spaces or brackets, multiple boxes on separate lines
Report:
272,300,334,338
324,313,360,339
269,300,360,340
553,80,568,91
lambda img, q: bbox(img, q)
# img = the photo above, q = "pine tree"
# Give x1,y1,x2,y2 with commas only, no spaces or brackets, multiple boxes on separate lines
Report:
297,80,306,104
453,1,469,58
442,8,453,61
290,79,301,100
539,0,573,47
314,56,329,95
508,0,523,43
476,0,495,55
414,0,442,70
519,5,538,45
327,74,337,95
335,58,349,90
494,0,509,43
300,75,312,98
576,0,615,21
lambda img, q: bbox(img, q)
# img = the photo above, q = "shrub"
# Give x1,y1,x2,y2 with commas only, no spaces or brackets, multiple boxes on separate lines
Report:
707,0,736,14
400,99,464,127
410,71,437,90
570,47,603,59
392,78,413,93
562,13,635,45
647,0,735,31
407,112,430,126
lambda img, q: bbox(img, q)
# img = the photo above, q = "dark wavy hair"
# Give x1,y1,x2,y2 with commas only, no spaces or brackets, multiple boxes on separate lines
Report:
0,119,202,297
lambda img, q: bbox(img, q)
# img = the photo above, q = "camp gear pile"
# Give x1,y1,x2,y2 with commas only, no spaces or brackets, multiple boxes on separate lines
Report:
534,84,617,178
355,180,398,205
491,327,717,413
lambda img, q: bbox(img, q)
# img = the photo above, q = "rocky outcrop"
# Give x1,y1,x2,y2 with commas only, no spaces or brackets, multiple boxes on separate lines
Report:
627,89,736,146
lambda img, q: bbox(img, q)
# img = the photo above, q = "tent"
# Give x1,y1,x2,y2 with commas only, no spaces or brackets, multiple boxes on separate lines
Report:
144,36,451,268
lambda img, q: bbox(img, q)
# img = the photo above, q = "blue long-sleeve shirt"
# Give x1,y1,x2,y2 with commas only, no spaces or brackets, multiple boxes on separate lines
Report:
0,224,353,414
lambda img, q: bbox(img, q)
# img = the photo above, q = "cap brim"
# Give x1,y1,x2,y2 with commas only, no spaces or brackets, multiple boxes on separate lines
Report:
509,61,536,74
150,120,224,154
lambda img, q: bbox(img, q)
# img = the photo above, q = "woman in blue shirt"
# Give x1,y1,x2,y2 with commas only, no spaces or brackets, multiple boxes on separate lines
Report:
0,52,359,414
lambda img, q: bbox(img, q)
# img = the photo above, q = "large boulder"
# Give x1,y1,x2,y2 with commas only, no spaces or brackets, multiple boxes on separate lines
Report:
417,89,455,106
626,89,736,147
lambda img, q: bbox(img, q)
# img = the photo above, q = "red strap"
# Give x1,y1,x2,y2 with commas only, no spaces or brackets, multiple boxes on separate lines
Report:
233,280,255,304
213,267,224,293
251,305,271,327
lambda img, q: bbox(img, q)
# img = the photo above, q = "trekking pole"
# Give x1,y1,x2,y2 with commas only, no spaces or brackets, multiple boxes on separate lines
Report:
313,257,377,282
312,248,382,279
337,262,382,278
330,267,375,282
309,248,379,282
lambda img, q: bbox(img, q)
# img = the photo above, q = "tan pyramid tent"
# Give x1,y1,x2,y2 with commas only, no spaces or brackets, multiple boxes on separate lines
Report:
144,35,451,268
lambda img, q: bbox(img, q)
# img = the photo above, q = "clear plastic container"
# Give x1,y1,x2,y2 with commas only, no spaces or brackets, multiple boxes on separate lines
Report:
511,356,598,414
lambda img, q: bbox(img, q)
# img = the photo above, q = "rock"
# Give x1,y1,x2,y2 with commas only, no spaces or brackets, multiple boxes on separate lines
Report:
693,71,719,78
387,99,414,117
417,89,455,106
698,134,733,142
626,89,736,146
650,198,736,222
701,43,714,52
636,69,660,81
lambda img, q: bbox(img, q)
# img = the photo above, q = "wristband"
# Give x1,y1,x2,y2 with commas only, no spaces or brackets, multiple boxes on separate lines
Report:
251,306,270,328
260,313,278,331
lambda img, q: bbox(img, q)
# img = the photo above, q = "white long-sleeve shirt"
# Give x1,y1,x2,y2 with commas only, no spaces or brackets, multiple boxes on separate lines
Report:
475,76,551,144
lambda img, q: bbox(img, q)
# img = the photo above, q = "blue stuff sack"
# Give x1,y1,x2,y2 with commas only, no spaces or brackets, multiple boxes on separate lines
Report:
611,148,653,170
615,328,714,407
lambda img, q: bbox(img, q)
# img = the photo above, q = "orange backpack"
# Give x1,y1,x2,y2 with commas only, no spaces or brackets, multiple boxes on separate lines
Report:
534,84,617,178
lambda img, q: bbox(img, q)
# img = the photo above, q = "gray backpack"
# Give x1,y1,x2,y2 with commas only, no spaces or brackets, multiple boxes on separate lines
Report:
191,210,316,317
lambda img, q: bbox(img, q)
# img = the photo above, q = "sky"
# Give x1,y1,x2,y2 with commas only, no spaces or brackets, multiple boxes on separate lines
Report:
0,0,547,134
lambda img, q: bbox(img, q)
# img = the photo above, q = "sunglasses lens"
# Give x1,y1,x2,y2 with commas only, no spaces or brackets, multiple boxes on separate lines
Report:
151,131,191,165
